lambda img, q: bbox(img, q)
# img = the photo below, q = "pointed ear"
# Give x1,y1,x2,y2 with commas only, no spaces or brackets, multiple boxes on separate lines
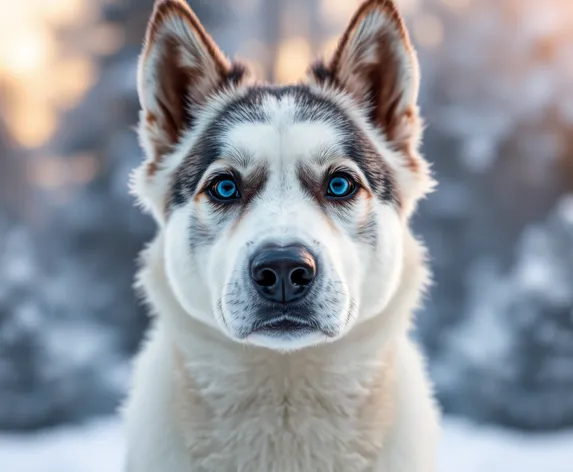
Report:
310,0,421,171
137,0,246,174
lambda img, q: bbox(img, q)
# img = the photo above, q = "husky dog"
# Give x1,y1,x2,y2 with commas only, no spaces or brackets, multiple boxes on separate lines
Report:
123,0,440,470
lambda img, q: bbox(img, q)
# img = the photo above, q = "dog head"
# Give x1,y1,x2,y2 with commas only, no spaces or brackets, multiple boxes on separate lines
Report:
133,0,434,351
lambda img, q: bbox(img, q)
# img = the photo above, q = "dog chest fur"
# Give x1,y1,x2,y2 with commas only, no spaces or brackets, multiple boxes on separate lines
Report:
125,1,440,470
170,346,395,472
123,232,438,472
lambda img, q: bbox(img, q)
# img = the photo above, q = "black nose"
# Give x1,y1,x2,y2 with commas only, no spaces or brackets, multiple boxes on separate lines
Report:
250,245,317,304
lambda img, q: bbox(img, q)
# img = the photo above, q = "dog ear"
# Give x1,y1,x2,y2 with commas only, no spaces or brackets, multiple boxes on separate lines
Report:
137,0,244,175
310,0,422,172
134,0,248,223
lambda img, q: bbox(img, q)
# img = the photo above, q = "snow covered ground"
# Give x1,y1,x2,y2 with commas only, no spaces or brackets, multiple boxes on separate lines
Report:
1,416,572,472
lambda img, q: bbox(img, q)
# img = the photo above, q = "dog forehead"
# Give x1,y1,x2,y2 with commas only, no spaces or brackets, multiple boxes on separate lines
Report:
222,121,342,166
170,85,399,208
214,85,348,166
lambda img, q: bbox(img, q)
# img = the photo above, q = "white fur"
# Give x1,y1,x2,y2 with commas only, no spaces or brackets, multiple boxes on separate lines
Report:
123,230,439,472
124,1,440,470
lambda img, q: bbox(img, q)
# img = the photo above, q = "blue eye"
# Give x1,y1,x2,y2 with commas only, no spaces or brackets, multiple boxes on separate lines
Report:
210,178,240,201
327,175,355,198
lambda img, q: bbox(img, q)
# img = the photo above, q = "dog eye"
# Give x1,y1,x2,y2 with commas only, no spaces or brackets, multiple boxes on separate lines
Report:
326,174,356,199
209,177,241,201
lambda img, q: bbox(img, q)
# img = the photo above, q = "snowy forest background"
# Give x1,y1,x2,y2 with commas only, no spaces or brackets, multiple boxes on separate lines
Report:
0,0,572,450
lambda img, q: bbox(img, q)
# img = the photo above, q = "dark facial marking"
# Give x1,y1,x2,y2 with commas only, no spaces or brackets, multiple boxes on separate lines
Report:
170,89,269,209
356,209,379,248
170,84,399,210
287,87,399,206
188,164,268,249
297,162,363,207
297,163,326,209
239,164,268,207
188,212,217,249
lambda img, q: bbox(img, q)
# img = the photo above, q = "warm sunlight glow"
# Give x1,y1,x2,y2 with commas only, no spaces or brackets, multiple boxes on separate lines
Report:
69,153,100,184
1,30,55,76
52,57,98,109
0,0,97,149
440,0,472,12
412,13,444,49
275,37,312,84
396,0,422,15
27,156,68,190
41,0,92,24
27,152,100,190
322,35,340,59
320,0,359,25
320,0,420,24
11,107,57,149
88,23,125,56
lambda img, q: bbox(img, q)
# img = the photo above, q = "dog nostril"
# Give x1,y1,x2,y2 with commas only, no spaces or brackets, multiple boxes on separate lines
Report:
290,268,313,287
257,269,277,287
250,245,317,303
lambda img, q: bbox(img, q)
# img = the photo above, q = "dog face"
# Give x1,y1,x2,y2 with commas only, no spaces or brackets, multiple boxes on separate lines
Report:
134,0,434,351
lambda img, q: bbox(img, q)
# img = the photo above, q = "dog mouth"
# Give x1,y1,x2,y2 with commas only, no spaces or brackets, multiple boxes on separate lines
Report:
250,315,319,337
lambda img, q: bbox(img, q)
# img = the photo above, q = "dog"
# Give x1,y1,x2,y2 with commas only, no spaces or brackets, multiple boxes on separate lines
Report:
123,0,440,470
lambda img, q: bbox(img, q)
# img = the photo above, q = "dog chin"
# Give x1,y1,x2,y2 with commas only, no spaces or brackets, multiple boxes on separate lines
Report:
225,313,335,351
245,329,331,352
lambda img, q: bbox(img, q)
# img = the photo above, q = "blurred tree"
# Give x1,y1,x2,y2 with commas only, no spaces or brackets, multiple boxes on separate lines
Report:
0,0,572,432
0,0,157,430
0,0,267,432
414,0,573,430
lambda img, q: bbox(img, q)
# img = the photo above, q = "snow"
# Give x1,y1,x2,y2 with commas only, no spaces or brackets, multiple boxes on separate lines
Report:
1,417,572,472
441,419,573,472
0,418,124,472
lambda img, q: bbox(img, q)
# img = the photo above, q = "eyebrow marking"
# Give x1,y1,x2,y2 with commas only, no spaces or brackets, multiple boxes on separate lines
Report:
228,163,269,233
224,146,255,169
240,163,269,206
297,162,325,208
170,84,399,210
296,162,341,233
312,144,343,167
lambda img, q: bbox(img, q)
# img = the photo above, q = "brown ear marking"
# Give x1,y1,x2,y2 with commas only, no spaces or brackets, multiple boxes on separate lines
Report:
144,0,250,87
139,0,251,178
317,0,416,104
395,107,421,173
310,0,421,174
310,0,411,87
329,0,412,76
145,111,158,125
146,160,159,177
144,0,230,76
